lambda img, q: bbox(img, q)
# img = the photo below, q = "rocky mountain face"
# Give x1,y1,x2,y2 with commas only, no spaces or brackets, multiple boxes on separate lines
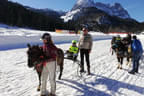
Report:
62,0,130,22
65,7,140,32
61,0,141,33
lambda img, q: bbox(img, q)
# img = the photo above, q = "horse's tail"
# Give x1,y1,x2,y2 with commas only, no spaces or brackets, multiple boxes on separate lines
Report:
57,48,64,65
57,48,64,58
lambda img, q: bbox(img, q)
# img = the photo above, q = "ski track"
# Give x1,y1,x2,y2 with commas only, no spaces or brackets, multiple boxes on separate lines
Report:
0,40,144,96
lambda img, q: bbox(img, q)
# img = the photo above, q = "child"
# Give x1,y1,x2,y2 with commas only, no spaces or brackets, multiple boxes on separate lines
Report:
66,40,79,61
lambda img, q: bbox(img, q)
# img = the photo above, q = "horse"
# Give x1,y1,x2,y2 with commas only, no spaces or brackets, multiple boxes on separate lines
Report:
115,40,132,69
111,36,132,69
27,44,64,91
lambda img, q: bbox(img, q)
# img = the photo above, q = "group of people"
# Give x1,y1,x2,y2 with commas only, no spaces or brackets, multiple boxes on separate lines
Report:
39,27,93,96
111,34,143,74
38,28,143,96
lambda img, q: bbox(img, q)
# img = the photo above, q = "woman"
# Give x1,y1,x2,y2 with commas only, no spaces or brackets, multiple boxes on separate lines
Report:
40,33,57,96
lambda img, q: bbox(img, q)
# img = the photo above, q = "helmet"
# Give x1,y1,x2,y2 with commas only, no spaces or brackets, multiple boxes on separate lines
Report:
41,33,51,39
117,35,120,37
72,40,77,44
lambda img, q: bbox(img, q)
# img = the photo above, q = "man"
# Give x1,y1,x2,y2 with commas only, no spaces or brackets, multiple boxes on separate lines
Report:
40,33,57,96
78,27,93,75
129,35,143,74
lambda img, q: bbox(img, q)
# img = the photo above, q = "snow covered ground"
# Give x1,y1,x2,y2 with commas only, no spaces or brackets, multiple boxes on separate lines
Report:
0,24,144,96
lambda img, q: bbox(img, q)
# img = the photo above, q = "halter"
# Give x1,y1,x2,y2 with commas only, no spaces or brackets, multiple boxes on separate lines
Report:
32,55,46,72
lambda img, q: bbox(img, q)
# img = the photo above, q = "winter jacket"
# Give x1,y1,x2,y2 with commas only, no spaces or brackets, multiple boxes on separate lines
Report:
78,34,93,50
132,39,143,53
42,43,58,61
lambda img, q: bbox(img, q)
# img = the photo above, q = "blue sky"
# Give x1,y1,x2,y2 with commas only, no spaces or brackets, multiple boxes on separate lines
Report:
10,0,144,22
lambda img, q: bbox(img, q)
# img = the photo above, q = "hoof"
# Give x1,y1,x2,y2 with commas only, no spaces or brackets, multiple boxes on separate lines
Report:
48,93,56,96
58,77,61,80
126,62,129,65
119,66,122,69
37,85,41,91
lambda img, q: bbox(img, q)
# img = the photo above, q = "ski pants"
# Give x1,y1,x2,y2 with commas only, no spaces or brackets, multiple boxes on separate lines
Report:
41,61,56,95
80,49,90,70
131,51,141,72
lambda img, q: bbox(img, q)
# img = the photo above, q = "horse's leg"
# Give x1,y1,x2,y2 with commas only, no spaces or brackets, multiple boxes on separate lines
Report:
129,57,132,67
117,57,121,69
112,50,113,55
58,64,63,80
126,57,129,65
119,57,123,69
37,71,41,91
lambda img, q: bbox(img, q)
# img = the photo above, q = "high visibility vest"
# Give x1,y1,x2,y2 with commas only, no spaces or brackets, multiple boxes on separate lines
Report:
69,46,79,54
116,37,121,41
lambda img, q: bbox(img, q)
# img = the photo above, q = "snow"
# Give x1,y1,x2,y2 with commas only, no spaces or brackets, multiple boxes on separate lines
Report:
0,24,111,50
0,24,144,96
61,9,80,22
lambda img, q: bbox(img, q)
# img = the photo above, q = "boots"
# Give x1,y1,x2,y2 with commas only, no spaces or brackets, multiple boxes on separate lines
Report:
80,65,84,73
87,67,90,75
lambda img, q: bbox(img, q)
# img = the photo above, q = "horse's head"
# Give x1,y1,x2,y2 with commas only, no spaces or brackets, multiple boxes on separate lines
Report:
27,44,44,68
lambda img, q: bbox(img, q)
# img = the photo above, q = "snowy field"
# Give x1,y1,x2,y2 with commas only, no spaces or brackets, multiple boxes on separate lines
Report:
0,24,144,96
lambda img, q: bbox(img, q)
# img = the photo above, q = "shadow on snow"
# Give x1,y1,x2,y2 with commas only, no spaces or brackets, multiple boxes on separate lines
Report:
57,74,144,96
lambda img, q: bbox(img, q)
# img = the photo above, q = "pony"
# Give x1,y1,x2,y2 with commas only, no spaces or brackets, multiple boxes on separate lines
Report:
27,44,64,91
111,37,132,69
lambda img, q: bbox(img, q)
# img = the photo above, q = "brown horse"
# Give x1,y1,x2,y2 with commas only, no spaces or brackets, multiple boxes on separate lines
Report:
27,44,64,91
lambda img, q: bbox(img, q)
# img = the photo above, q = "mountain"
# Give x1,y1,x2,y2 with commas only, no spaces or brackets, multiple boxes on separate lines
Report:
62,0,130,22
61,0,141,33
64,7,140,32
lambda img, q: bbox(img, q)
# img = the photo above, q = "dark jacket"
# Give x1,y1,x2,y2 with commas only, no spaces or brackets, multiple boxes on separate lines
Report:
132,39,143,53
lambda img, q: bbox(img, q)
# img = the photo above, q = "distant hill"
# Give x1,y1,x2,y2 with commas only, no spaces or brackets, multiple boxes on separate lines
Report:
0,0,64,31
25,6,66,19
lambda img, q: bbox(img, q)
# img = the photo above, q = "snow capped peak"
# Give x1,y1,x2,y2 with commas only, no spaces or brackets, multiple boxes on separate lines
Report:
77,0,93,5
61,1,131,22
72,0,95,10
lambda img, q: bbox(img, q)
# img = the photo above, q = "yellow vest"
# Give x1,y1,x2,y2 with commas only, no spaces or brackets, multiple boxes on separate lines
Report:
69,46,79,54
116,37,121,41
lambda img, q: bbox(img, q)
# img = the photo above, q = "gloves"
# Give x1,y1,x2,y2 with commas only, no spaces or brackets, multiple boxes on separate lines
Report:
88,49,91,53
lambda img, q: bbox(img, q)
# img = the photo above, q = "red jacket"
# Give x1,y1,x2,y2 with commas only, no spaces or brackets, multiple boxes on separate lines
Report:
42,43,58,61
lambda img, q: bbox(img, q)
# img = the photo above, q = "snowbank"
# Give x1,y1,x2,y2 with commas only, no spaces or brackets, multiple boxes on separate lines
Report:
0,26,112,50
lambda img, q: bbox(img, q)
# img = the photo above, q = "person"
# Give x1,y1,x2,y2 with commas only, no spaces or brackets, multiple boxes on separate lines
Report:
111,36,117,55
66,40,79,61
129,35,143,74
40,33,57,96
115,35,121,43
124,34,132,63
78,27,93,75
